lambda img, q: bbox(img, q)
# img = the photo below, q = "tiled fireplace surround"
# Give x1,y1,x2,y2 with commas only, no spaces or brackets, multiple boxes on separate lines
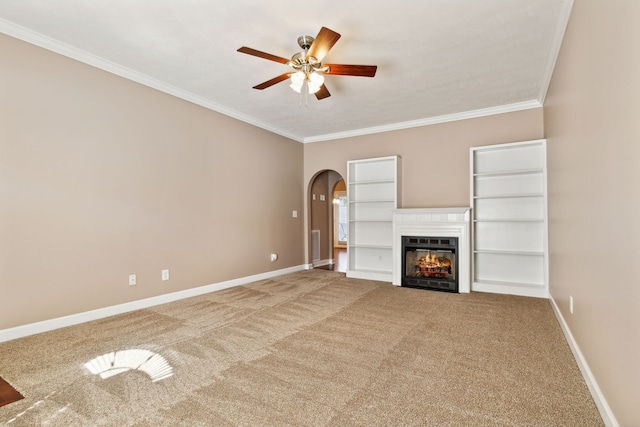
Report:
392,208,471,293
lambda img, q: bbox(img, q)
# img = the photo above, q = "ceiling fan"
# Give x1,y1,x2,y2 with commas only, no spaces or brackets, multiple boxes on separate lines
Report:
237,27,377,101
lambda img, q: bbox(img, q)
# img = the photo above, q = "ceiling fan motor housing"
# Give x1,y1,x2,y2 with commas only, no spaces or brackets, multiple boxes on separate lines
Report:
289,52,322,72
297,35,314,50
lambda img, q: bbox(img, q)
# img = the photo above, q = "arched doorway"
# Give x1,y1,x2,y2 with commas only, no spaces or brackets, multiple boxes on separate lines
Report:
308,170,347,272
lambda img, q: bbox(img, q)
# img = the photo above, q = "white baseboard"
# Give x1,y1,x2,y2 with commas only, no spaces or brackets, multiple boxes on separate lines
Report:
472,281,549,299
312,258,333,268
0,265,307,343
549,293,619,427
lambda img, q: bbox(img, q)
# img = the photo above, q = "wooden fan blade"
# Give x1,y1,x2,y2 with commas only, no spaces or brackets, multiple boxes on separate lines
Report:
314,84,331,100
307,27,341,62
237,47,290,64
253,73,291,90
325,64,377,77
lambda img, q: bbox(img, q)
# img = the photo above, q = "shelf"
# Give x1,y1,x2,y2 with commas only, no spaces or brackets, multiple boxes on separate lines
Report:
470,140,547,297
349,199,395,204
348,155,400,282
473,219,544,223
473,193,544,199
348,244,392,250
473,168,543,177
473,279,546,289
347,269,392,282
474,249,544,256
474,197,544,222
347,267,391,274
472,279,548,298
474,172,543,198
349,179,395,185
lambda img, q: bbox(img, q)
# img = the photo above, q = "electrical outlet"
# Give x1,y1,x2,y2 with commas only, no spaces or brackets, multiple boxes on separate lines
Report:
270,253,278,262
569,295,574,314
161,269,169,281
129,274,136,286
292,210,298,218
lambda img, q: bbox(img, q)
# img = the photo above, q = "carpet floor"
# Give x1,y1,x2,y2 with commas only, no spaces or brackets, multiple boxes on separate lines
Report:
0,270,602,426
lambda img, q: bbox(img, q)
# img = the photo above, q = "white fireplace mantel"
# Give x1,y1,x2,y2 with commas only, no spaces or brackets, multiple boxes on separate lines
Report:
392,208,471,293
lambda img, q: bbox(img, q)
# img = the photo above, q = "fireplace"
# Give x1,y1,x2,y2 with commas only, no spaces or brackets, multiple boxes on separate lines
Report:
392,208,471,293
402,236,458,292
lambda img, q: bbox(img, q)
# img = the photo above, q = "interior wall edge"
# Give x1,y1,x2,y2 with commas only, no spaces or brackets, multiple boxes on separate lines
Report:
548,292,619,427
0,264,307,344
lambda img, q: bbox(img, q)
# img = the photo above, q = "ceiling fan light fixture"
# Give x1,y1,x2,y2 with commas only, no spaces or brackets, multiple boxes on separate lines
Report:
307,71,324,93
289,71,305,93
289,70,324,94
238,27,377,102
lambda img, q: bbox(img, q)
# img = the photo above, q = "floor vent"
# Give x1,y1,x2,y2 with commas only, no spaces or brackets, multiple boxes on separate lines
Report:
311,230,320,262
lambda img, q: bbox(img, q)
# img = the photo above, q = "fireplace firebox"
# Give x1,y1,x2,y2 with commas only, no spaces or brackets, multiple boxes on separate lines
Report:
401,236,458,292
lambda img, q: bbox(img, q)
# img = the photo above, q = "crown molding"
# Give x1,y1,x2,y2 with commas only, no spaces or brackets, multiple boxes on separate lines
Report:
0,18,305,143
302,100,543,143
1,18,543,145
538,0,575,104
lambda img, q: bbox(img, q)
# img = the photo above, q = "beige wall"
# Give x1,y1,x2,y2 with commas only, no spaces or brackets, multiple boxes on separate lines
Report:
7,10,633,422
0,34,304,330
544,1,640,425
303,109,544,247
303,109,544,266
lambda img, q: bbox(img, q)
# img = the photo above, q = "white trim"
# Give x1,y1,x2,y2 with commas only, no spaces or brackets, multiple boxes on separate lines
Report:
302,100,542,143
0,18,305,143
346,269,392,282
0,18,542,145
0,265,306,343
472,281,548,299
538,0,575,103
312,258,332,268
549,293,619,427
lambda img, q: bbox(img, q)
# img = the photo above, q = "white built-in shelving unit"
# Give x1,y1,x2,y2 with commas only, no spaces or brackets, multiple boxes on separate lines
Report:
347,156,401,282
470,140,548,298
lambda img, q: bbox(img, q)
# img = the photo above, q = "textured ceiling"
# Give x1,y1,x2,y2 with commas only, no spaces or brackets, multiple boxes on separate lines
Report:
0,0,573,142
